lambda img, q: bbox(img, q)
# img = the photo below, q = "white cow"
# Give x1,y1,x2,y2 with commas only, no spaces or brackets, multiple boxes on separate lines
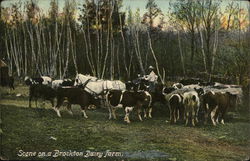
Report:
183,90,200,126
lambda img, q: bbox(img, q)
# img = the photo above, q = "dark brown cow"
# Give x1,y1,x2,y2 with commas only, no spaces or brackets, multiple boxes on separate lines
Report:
201,91,237,125
53,87,101,118
29,84,56,108
106,90,152,123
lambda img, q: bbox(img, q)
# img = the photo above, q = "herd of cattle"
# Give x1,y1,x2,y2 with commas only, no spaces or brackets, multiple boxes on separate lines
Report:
9,74,243,126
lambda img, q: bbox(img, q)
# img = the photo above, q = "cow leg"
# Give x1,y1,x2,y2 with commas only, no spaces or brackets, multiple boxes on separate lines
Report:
211,106,218,126
137,108,143,121
169,106,172,122
53,107,62,118
53,98,63,117
112,108,117,120
220,107,227,125
195,106,199,123
148,107,152,118
172,107,176,123
67,104,73,116
174,108,178,123
220,118,225,125
220,108,227,125
216,116,219,124
185,111,189,126
175,108,179,121
191,109,196,126
124,107,133,123
108,106,112,120
144,109,147,118
81,107,88,119
29,95,32,108
204,104,211,125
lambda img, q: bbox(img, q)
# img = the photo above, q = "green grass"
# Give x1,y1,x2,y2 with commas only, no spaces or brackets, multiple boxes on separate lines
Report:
0,85,250,161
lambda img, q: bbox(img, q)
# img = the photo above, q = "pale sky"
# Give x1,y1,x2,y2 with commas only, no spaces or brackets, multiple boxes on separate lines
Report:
2,0,249,16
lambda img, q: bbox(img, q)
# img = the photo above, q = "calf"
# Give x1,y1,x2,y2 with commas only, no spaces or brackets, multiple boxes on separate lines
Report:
144,83,167,118
106,90,152,123
29,84,56,108
201,91,237,125
183,91,200,126
53,87,101,118
132,81,167,118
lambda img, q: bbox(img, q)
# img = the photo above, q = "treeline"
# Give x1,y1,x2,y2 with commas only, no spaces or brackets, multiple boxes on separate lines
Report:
0,0,249,85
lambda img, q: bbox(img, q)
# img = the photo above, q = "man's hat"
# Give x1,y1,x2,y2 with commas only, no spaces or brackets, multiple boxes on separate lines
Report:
149,66,154,69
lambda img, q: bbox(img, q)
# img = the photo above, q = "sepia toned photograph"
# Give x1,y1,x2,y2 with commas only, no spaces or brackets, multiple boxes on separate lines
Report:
0,0,249,160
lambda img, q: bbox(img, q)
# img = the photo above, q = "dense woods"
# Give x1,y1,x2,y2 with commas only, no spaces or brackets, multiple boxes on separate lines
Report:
0,0,249,85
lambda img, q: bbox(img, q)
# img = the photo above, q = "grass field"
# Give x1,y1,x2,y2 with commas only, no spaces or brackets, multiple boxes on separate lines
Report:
0,84,250,161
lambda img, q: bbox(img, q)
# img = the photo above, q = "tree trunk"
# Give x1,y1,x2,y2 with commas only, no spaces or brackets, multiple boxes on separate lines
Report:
177,30,186,77
147,29,164,84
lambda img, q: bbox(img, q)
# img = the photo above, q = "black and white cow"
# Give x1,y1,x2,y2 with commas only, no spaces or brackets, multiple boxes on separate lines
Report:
106,90,152,123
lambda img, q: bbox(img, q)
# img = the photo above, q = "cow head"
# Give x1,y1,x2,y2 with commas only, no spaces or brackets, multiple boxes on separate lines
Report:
24,77,33,86
162,87,176,95
194,87,205,96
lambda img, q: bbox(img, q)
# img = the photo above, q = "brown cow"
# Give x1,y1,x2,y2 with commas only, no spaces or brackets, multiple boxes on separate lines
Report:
53,87,101,118
201,91,237,125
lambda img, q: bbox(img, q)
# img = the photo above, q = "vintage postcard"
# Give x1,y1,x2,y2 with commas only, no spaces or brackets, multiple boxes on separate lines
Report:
0,0,249,160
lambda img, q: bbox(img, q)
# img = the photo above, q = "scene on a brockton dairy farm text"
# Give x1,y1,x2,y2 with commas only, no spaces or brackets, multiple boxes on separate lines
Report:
0,0,249,160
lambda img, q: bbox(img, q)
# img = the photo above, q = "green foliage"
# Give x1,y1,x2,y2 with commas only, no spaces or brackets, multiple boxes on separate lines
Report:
142,0,162,28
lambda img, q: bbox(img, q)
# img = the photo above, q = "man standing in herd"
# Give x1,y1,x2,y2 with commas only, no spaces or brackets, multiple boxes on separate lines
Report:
145,66,158,92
